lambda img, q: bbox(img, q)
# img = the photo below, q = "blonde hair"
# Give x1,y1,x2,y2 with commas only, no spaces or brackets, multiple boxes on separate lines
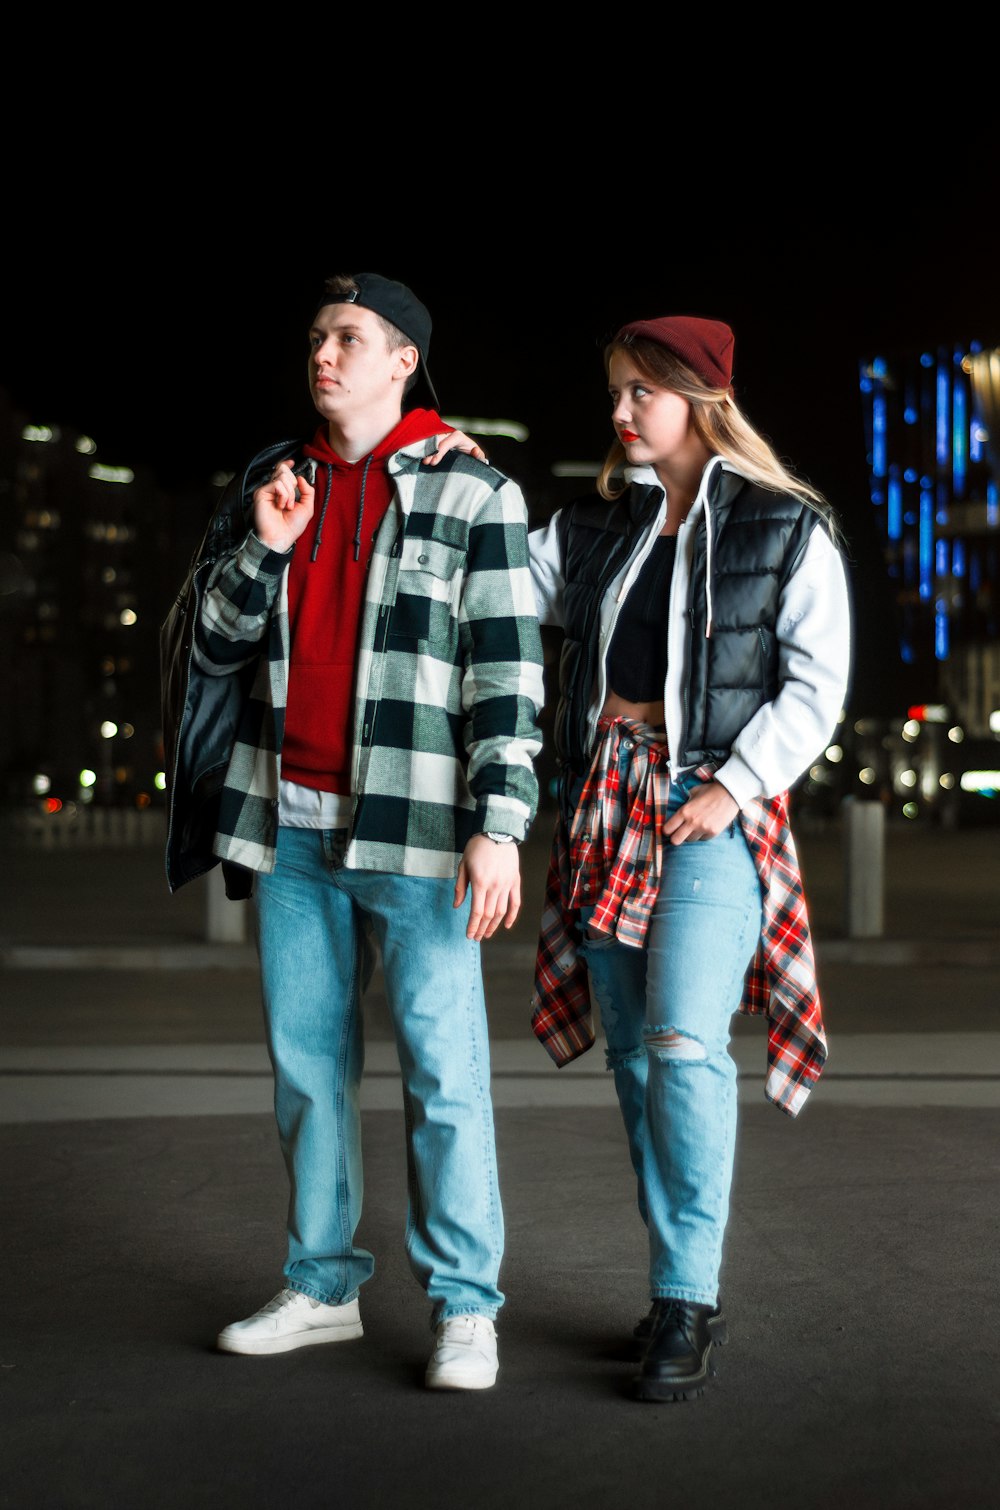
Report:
599,333,842,542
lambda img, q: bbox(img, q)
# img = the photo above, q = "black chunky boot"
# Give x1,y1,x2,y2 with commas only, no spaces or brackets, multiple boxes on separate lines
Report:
633,1297,718,1402
633,1296,727,1348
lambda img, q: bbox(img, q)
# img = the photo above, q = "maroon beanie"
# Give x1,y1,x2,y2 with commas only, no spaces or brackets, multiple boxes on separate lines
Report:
614,315,735,389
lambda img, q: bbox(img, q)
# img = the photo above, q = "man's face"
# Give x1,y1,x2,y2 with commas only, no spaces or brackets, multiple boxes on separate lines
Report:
307,303,417,425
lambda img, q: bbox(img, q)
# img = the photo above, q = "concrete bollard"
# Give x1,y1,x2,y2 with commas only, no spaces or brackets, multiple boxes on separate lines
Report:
843,797,885,939
206,864,249,943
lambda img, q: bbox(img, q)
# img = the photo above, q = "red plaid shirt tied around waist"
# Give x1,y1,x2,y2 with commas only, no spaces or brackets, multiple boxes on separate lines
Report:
530,716,828,1117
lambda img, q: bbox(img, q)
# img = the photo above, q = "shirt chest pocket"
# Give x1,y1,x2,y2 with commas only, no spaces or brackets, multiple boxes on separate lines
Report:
389,537,467,645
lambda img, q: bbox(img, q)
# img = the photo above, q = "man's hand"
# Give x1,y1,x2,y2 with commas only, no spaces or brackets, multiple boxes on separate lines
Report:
454,834,521,940
661,780,740,845
422,430,488,466
253,460,315,552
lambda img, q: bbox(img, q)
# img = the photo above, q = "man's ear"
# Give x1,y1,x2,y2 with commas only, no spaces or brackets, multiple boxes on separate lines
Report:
394,344,420,384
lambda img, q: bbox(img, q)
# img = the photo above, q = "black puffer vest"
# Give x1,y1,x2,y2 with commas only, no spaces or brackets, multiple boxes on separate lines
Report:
554,472,823,774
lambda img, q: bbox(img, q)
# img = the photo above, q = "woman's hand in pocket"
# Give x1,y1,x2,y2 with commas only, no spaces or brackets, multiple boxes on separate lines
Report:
662,781,739,845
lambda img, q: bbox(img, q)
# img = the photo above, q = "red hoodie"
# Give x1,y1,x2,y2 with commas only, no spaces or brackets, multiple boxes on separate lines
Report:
281,408,451,794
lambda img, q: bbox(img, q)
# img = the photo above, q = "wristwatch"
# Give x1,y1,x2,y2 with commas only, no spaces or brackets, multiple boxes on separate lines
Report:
484,831,517,845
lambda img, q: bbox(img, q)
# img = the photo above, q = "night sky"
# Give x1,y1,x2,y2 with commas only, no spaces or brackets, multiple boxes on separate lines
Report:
6,231,995,490
4,225,998,714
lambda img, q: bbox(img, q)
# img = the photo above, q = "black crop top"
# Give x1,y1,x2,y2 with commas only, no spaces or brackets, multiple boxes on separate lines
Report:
606,534,676,702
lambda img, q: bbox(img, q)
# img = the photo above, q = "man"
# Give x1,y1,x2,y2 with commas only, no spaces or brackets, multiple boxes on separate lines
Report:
160,272,544,1390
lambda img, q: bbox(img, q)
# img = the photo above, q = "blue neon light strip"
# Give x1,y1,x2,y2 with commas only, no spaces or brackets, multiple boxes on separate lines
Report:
873,392,887,477
953,380,967,495
989,481,998,528
920,491,934,599
935,608,949,660
887,475,902,539
937,362,949,465
937,480,949,529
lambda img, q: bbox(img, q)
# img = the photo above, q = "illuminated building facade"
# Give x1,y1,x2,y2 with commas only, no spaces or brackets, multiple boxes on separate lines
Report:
1,396,199,814
860,339,1000,737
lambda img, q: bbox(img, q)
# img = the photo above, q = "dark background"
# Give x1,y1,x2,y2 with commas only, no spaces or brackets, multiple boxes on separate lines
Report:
6,234,995,493
3,227,997,715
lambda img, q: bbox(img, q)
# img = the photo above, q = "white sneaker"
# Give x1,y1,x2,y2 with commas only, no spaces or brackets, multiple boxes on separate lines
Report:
217,1288,363,1355
425,1315,499,1390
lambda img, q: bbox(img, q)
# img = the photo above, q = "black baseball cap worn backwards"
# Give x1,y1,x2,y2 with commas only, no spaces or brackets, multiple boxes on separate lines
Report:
316,271,441,410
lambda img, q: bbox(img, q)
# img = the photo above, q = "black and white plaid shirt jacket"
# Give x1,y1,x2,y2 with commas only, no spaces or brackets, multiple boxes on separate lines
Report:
185,434,545,882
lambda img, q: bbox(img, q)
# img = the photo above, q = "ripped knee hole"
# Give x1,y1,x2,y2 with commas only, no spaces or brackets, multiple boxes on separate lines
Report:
645,1028,706,1061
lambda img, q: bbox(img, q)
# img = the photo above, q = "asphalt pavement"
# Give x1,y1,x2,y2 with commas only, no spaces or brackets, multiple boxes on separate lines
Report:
2,809,999,1509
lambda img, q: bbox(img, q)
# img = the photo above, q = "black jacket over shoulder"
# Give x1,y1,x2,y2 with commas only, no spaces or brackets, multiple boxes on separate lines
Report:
159,438,302,896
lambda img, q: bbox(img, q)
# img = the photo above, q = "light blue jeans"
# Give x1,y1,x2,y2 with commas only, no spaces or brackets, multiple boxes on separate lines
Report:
576,762,763,1307
254,826,504,1327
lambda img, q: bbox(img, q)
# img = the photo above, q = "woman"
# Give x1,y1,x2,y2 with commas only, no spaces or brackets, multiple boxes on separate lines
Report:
526,314,852,1402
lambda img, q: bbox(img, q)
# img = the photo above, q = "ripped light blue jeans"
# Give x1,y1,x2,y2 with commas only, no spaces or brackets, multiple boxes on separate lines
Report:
254,826,504,1328
576,761,763,1307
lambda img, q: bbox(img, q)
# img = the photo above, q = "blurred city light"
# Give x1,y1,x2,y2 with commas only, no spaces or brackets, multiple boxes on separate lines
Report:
79,769,97,788
960,771,1000,795
75,436,97,454
22,425,56,443
119,609,137,626
88,464,134,484
908,703,949,722
100,721,118,739
443,416,529,443
32,774,51,795
551,462,600,478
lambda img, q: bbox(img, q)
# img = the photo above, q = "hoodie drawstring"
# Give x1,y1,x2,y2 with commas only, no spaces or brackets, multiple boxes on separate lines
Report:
309,451,375,564
310,465,334,564
351,454,375,563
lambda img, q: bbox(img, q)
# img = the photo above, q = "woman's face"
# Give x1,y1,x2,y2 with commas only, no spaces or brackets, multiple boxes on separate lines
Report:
608,351,700,474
